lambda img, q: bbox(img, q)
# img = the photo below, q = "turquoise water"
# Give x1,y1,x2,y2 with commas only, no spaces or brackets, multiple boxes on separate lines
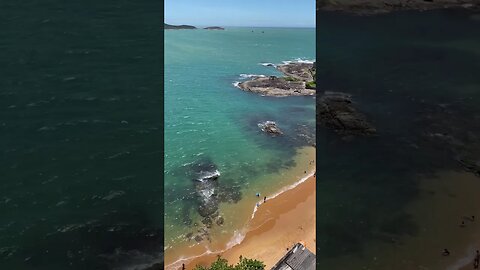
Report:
164,28,315,257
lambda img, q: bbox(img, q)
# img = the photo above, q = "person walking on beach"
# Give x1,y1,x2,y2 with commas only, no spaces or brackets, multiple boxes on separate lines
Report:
182,263,185,270
474,250,479,269
264,196,267,203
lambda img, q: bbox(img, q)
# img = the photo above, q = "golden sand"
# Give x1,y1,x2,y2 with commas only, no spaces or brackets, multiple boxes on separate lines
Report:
181,173,316,269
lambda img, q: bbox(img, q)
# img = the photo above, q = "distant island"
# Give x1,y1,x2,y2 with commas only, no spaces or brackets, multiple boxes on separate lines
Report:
204,26,225,30
164,23,226,30
164,23,196,30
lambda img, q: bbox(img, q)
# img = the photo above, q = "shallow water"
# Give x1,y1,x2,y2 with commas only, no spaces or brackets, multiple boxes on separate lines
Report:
317,9,480,268
164,27,315,264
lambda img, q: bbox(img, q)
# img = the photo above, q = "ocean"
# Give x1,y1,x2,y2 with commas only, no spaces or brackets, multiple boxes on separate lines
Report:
317,9,480,269
164,27,315,267
0,1,163,269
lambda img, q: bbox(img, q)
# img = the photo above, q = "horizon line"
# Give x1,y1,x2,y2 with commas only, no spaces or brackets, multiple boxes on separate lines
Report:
165,23,315,28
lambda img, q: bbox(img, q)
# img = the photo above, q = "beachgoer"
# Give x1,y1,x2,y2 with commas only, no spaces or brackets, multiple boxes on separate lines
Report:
264,196,266,203
182,263,185,270
304,171,306,174
256,202,260,207
256,192,260,197
442,249,450,256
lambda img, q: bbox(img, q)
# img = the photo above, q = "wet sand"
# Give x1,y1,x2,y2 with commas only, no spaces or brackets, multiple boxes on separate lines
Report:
181,172,316,269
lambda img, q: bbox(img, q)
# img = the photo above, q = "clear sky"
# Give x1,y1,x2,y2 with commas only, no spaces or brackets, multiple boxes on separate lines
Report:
165,0,315,28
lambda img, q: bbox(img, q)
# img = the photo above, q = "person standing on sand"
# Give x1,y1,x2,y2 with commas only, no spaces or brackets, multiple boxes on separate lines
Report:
264,196,266,203
474,250,479,269
182,263,185,270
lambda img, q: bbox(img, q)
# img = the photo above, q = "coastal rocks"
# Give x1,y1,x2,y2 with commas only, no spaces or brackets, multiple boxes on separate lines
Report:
318,0,480,15
317,91,376,136
182,158,243,243
186,227,210,243
277,62,315,81
258,121,283,135
188,160,221,218
235,62,316,97
237,77,315,97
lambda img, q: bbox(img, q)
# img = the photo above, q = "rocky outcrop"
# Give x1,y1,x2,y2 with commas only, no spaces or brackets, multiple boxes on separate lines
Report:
318,0,480,15
237,76,315,97
236,62,316,97
277,62,315,82
258,121,283,135
317,91,376,136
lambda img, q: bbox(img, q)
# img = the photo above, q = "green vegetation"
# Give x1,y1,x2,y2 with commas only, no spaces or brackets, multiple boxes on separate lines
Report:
194,256,265,270
284,76,300,82
306,81,316,89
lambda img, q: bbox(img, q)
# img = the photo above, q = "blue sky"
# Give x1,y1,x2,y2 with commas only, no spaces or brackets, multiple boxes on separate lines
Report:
165,0,315,28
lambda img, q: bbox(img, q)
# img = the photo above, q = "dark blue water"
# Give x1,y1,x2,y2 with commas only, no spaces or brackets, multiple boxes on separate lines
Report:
317,9,480,267
0,1,163,269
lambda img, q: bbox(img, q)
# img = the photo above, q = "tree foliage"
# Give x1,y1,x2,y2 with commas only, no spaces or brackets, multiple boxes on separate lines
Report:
193,256,265,270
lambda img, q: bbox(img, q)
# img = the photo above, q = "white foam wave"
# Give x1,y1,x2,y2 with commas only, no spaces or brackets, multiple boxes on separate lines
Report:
232,81,241,88
239,74,266,79
294,58,316,64
259,62,277,67
281,58,316,65
226,230,246,249
196,170,220,182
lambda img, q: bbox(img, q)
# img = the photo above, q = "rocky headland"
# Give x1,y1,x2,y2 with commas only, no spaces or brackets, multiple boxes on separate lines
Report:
318,0,480,15
236,62,316,97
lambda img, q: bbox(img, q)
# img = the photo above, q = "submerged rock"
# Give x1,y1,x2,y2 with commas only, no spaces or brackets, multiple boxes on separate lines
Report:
216,216,224,226
317,91,376,136
258,121,283,135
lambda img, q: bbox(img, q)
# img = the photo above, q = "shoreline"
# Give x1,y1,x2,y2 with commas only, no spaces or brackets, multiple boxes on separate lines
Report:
166,159,316,270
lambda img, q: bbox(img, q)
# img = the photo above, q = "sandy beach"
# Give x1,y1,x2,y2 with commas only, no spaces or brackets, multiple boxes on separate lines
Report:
178,170,316,269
